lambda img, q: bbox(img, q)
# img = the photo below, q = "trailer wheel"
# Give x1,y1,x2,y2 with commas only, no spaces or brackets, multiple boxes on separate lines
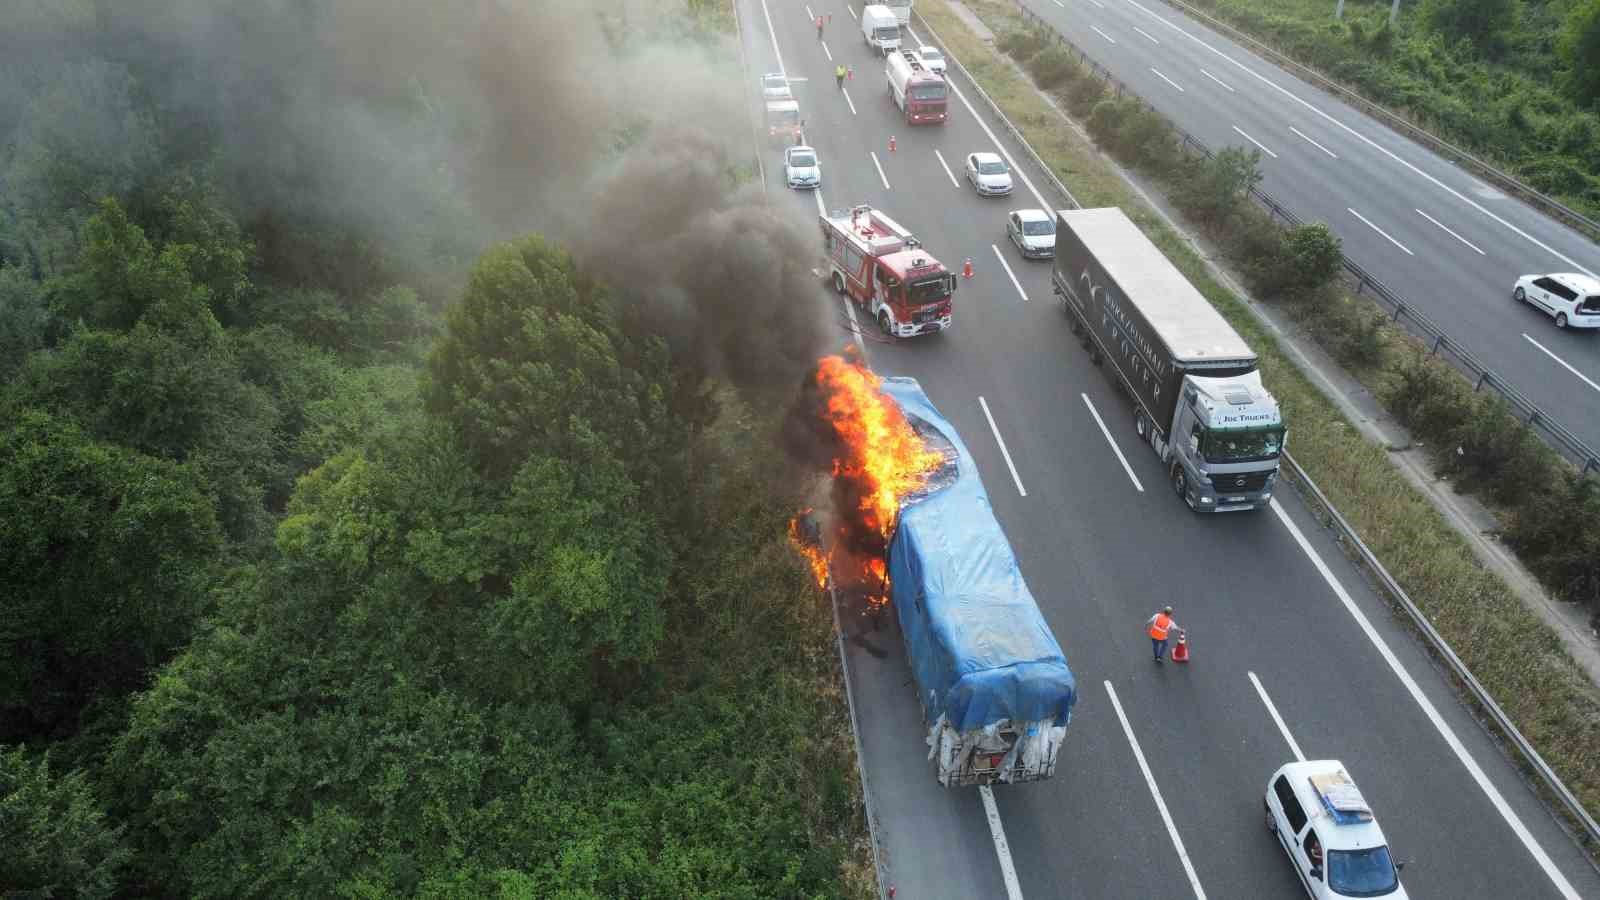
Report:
833,272,846,295
1135,410,1149,443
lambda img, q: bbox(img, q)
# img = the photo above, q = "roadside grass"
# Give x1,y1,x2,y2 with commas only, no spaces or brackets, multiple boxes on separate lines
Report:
917,0,1600,842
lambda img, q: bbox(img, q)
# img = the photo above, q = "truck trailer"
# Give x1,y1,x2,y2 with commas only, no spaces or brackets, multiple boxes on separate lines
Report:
821,204,955,338
881,377,1076,786
886,49,948,124
1052,207,1284,511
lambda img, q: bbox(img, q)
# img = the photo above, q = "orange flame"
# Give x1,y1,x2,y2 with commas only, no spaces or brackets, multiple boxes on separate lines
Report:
815,355,945,541
787,512,830,589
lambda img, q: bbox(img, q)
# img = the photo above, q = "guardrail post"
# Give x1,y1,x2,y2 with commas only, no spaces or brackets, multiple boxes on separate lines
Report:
1429,335,1444,358
1529,409,1542,427
1475,371,1489,392
1586,457,1599,476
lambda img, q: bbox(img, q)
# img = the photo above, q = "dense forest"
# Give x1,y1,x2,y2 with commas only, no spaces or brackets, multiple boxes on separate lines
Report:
1,1,866,895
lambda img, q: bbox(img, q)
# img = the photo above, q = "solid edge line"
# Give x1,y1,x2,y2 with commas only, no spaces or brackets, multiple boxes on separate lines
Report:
1523,333,1600,394
1080,393,1145,492
1121,0,1598,279
1268,500,1582,900
979,785,1026,900
756,0,787,73
906,24,1052,211
1105,681,1208,899
1247,671,1305,763
979,396,1029,497
991,243,1030,302
829,580,890,900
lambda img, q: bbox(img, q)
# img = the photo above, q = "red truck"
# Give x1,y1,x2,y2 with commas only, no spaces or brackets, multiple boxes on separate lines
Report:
886,49,948,124
821,205,956,338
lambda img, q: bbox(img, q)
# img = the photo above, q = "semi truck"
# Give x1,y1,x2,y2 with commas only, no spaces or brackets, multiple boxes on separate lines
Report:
861,4,902,55
881,376,1076,786
886,49,948,124
1052,207,1284,512
821,204,955,338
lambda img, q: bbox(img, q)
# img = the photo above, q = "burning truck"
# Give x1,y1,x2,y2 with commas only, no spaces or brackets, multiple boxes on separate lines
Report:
789,354,1075,786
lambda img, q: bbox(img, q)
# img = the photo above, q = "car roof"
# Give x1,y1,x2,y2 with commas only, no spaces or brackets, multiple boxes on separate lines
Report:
766,99,800,111
972,151,1003,164
787,145,815,156
1274,760,1389,852
919,45,941,52
762,72,786,81
1550,272,1600,294
1014,208,1049,222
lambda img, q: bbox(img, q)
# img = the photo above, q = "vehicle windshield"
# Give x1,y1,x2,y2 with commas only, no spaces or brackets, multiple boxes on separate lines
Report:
978,161,1007,175
1200,426,1283,463
1022,220,1054,236
884,0,912,7
910,84,947,101
907,276,952,304
921,48,942,59
1326,846,1399,897
875,26,899,39
788,152,816,167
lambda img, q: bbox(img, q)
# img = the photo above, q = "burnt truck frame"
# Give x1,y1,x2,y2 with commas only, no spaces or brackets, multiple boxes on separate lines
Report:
1052,207,1284,512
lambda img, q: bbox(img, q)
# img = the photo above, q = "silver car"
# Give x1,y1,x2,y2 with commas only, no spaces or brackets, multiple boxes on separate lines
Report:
785,145,822,189
760,73,793,101
965,152,1013,196
917,46,947,74
1007,209,1055,258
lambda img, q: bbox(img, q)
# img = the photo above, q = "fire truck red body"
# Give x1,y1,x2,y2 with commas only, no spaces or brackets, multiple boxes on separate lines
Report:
821,205,955,338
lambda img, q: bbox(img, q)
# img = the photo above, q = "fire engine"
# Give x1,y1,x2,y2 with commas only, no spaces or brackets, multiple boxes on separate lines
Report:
886,49,947,124
821,205,955,338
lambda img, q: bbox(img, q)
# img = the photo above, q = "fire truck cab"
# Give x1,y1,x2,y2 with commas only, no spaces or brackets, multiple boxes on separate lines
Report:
821,205,955,338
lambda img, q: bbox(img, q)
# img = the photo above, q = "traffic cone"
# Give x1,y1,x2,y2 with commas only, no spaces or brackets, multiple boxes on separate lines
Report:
889,135,896,152
847,65,853,80
1171,629,1190,663
962,257,974,279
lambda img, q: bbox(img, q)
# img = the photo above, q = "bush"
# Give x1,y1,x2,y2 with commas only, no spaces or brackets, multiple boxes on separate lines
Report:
1085,97,1132,146
1063,71,1108,116
1118,105,1181,172
1505,474,1600,619
1308,298,1388,369
1172,145,1263,224
1026,45,1079,90
997,26,1052,60
1278,223,1344,296
1384,350,1476,447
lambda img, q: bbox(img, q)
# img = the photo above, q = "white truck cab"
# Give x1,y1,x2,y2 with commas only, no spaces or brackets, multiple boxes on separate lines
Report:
861,4,901,55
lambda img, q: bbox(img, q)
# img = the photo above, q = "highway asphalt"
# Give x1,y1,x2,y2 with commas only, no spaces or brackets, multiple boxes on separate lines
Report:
735,0,1600,896
1013,0,1600,456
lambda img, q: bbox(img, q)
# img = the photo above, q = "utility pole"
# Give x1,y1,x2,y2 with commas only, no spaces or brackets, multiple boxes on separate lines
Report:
1335,0,1344,20
1390,0,1401,26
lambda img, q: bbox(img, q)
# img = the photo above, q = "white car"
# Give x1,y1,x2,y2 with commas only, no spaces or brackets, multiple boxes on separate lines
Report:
916,45,947,74
1006,209,1055,259
1512,272,1600,329
964,152,1013,196
785,145,822,190
760,73,793,101
1265,761,1408,899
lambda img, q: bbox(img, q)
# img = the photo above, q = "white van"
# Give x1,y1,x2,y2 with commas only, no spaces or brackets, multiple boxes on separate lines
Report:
862,4,901,55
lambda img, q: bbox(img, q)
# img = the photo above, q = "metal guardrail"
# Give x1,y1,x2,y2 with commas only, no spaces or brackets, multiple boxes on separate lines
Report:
915,1,1600,849
1283,450,1600,849
1153,0,1600,243
1007,0,1600,478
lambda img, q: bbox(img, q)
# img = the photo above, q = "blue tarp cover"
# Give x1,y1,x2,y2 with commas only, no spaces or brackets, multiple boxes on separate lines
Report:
881,377,1076,733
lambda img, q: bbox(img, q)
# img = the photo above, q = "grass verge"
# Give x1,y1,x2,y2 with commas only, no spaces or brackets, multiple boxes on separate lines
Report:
918,0,1600,847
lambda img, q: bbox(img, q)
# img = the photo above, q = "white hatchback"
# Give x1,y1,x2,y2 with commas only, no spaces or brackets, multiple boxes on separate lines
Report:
964,152,1012,197
1513,272,1600,329
784,145,821,189
1265,760,1408,899
760,73,793,102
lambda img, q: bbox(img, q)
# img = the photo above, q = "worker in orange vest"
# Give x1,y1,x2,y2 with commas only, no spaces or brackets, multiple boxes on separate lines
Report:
1147,606,1178,663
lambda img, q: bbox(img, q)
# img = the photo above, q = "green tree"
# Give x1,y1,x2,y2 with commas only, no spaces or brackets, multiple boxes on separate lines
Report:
1560,0,1600,107
1280,222,1345,295
1175,146,1264,223
0,746,130,899
0,410,220,746
1420,0,1521,56
0,265,48,380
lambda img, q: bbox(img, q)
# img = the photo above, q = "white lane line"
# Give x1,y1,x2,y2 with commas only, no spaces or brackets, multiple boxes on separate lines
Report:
1087,0,1105,7
979,786,1026,900
1123,0,1598,279
822,40,833,61
843,86,858,115
1248,671,1305,763
1270,501,1582,900
1106,682,1208,899
847,3,856,18
814,186,828,217
934,149,960,186
1198,68,1233,92
992,243,1030,301
1347,207,1414,256
1231,125,1278,159
1524,333,1600,394
1053,0,1065,6
979,397,1028,497
906,25,1052,210
1150,67,1185,92
870,151,891,190
1416,208,1485,255
1080,393,1145,492
1289,126,1337,159
1091,24,1118,43
843,295,866,353
756,0,787,74
805,3,815,18
1133,25,1161,44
